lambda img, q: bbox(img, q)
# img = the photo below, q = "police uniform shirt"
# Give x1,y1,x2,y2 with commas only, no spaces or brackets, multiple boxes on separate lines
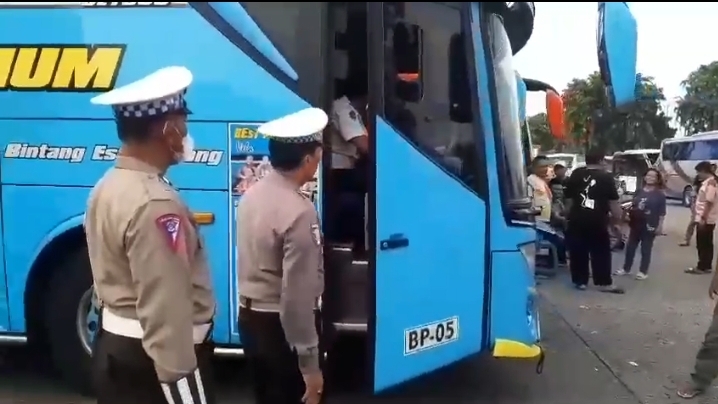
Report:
330,96,367,169
86,66,215,385
236,107,326,372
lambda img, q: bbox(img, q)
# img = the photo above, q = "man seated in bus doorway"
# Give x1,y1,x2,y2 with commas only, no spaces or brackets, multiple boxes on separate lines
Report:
528,156,560,277
528,156,553,222
326,77,369,248
685,161,718,275
564,148,624,293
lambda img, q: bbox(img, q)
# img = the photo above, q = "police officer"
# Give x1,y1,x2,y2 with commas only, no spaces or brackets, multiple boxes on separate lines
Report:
237,107,327,404
85,66,216,404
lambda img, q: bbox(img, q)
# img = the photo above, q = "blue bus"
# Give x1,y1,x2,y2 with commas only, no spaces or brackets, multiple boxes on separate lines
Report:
0,1,637,395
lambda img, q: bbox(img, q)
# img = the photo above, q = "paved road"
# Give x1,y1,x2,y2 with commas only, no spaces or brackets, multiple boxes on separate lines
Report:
541,202,714,404
0,201,701,404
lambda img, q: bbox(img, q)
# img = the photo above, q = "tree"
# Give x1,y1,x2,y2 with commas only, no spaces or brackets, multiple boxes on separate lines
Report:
676,61,718,135
562,72,675,153
527,113,554,151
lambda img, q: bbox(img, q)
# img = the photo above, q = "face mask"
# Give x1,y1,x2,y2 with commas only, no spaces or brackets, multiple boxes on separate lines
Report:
164,121,193,163
182,133,195,162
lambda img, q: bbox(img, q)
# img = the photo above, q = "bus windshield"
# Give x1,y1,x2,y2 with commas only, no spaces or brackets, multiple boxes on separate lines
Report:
613,154,650,177
488,13,528,207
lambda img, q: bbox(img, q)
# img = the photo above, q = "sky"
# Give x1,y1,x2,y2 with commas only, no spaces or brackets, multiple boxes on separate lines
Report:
514,2,718,126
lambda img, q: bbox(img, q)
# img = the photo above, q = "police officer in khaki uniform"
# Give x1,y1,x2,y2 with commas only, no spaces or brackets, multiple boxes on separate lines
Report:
85,66,216,404
237,108,327,404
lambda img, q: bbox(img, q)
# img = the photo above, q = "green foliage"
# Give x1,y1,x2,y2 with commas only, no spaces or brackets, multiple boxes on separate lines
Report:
676,61,718,135
527,113,554,151
562,72,675,153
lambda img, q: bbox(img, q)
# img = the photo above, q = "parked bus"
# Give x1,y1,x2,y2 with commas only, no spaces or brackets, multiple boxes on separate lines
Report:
0,1,638,395
660,132,718,206
612,148,660,194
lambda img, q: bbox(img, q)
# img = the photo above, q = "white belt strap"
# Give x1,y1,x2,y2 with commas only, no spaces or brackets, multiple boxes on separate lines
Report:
101,308,210,344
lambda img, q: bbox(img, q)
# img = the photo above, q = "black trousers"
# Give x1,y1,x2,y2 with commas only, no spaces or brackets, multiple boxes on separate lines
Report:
696,223,716,271
567,222,613,286
238,306,325,404
93,329,215,404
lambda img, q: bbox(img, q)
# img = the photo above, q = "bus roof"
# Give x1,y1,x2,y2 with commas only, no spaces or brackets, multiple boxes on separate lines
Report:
663,131,718,144
613,149,660,155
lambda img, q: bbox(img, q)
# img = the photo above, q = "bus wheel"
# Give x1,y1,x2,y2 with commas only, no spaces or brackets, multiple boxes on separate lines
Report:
44,247,95,396
683,187,693,207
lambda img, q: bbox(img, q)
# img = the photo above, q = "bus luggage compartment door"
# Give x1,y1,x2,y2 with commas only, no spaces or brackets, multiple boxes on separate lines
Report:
371,119,486,392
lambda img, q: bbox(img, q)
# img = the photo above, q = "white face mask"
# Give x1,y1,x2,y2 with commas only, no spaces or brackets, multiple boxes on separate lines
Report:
181,133,195,162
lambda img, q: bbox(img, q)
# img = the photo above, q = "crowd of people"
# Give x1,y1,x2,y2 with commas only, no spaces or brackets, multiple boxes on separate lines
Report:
532,149,718,292
530,150,718,399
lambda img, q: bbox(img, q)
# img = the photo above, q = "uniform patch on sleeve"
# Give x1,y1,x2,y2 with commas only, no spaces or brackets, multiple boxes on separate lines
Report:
311,224,322,246
349,110,357,121
156,213,182,252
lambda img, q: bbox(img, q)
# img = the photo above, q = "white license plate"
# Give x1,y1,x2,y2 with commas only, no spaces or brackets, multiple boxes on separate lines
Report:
404,316,459,356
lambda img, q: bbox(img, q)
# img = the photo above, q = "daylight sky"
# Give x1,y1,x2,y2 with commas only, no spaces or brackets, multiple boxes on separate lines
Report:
514,2,718,127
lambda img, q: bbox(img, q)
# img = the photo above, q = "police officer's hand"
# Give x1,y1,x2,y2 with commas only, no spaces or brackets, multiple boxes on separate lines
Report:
710,275,718,300
302,372,324,404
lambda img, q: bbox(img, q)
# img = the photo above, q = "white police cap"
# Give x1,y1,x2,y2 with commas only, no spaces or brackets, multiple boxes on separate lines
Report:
258,107,328,143
90,66,192,119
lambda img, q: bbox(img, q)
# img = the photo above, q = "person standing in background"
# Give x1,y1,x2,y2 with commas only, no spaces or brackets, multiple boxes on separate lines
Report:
677,272,718,398
680,175,701,247
614,168,666,280
564,148,624,293
686,161,718,275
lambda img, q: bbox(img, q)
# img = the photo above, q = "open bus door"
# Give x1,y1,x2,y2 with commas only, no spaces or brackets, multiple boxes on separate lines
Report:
366,2,486,392
597,2,638,111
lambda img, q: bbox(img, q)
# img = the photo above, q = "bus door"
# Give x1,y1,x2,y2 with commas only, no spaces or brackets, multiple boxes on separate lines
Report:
367,3,487,392
0,200,7,331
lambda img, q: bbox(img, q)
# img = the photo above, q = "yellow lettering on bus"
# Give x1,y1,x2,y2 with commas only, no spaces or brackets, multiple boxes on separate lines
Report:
234,127,266,139
0,45,126,92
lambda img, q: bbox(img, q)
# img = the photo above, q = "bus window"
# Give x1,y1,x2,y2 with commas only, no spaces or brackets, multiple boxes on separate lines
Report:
664,139,718,161
240,2,325,104
485,11,529,209
382,2,486,197
392,21,423,102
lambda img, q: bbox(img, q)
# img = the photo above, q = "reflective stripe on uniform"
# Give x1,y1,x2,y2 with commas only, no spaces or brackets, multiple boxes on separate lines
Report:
161,368,208,404
101,308,210,343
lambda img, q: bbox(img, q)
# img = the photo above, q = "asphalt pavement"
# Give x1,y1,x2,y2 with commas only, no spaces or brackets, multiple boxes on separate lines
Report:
0,201,704,404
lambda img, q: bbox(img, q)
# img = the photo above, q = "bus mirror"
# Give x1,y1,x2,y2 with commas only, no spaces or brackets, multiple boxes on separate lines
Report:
545,90,565,139
449,33,471,123
597,2,638,111
393,22,423,102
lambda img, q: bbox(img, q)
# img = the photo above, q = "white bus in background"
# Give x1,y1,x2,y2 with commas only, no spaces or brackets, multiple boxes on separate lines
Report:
660,132,718,206
546,153,584,174
612,149,660,195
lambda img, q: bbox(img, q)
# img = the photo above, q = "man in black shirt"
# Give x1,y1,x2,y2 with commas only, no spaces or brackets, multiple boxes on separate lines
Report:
565,149,624,293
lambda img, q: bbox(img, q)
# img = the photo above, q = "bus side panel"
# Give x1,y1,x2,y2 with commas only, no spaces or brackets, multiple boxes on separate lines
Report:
471,3,539,355
0,120,231,343
0,7,307,122
374,118,486,391
490,251,539,347
0,208,8,331
2,185,89,331
178,190,231,344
